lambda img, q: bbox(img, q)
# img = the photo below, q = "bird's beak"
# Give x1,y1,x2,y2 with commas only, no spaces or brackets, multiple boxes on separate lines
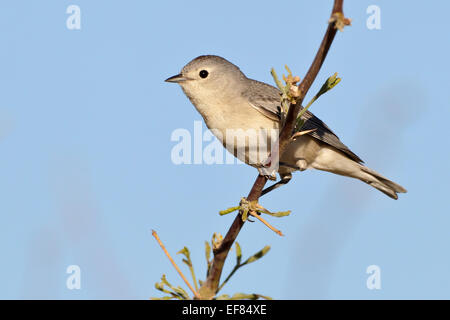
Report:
165,73,190,83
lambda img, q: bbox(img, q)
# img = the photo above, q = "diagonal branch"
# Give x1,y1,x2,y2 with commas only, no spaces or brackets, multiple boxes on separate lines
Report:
199,0,347,299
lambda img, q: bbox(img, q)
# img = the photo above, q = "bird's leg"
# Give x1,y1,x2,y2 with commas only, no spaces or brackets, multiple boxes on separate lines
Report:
261,173,292,197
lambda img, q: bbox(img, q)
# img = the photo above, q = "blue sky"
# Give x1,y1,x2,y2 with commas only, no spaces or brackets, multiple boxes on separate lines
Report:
0,0,449,299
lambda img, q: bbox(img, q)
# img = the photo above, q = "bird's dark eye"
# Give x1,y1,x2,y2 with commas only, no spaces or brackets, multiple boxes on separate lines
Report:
199,70,209,78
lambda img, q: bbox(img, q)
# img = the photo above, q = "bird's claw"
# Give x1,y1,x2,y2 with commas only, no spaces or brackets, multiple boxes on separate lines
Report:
257,166,277,181
239,197,267,221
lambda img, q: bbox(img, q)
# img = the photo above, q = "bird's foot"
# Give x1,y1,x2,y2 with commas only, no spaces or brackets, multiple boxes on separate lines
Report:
238,198,263,221
256,165,277,181
219,198,291,236
238,198,291,221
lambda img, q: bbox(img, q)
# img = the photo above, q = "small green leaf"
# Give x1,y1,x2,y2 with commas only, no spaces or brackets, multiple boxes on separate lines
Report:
235,242,242,266
284,65,293,77
205,241,211,262
271,68,284,91
230,293,255,300
154,277,186,300
154,281,172,295
262,210,291,217
182,258,192,267
317,72,341,97
173,286,190,300
241,208,249,221
177,246,190,259
177,246,199,292
229,293,273,300
160,274,172,288
219,206,240,216
215,293,272,300
242,246,271,265
205,241,212,277
296,73,342,126
151,296,176,300
229,293,250,300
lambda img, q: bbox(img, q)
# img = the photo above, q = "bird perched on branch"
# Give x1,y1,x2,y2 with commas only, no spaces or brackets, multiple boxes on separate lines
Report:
166,55,406,199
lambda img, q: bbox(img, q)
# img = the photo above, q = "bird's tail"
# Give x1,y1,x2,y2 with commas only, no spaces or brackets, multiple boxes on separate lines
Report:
357,165,407,200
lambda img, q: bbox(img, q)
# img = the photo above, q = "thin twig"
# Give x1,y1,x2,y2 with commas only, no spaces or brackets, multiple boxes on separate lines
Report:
248,211,284,236
199,0,346,299
152,230,201,299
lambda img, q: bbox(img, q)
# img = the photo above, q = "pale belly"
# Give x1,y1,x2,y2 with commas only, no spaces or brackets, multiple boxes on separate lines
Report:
191,97,322,172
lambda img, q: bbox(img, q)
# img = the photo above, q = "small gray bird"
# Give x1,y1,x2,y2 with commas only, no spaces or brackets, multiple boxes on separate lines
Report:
166,55,406,199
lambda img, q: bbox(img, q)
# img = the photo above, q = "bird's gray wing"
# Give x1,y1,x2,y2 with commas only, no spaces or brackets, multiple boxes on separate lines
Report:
300,110,363,163
243,79,364,164
243,79,283,121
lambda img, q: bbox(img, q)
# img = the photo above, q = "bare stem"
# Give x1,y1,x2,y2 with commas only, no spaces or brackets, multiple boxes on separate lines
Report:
152,230,201,299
